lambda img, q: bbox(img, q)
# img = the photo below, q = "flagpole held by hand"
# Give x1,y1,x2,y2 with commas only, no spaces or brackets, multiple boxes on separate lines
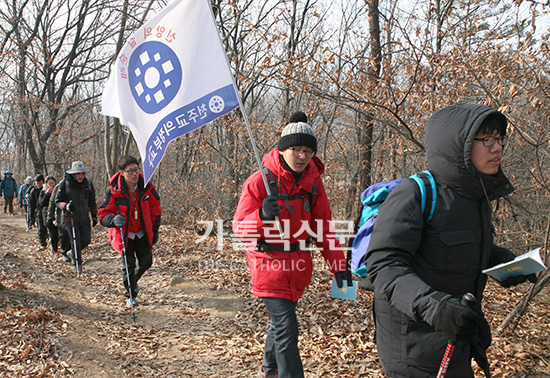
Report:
206,0,283,238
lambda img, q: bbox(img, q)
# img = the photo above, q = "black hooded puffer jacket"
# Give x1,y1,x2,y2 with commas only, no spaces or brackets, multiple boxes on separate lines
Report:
366,103,515,378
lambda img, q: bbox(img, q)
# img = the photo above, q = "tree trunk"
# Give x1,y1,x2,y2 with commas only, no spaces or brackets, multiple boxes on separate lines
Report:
356,0,381,291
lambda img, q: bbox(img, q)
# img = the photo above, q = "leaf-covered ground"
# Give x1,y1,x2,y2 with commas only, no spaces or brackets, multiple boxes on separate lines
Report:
0,212,549,377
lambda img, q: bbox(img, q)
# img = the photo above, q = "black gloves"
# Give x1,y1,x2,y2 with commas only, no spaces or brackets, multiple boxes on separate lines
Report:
261,195,280,221
432,296,482,344
66,201,75,213
92,217,98,227
334,270,352,289
113,214,125,227
499,273,537,288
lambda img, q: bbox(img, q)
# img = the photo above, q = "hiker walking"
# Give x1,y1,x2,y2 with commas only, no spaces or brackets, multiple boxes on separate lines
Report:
19,176,32,208
55,161,98,274
29,174,48,247
47,181,72,261
365,104,537,378
19,176,33,230
0,170,18,215
233,112,349,378
98,155,161,307
39,176,59,257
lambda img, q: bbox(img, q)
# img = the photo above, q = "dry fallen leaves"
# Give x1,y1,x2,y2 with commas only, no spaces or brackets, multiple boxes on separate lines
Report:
0,220,549,377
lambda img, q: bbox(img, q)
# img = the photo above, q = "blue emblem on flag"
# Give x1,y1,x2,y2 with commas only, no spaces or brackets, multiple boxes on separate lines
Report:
129,41,182,114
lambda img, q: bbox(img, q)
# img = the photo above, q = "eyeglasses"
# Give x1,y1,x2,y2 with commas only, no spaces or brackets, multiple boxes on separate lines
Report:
473,135,508,147
288,147,315,158
123,168,140,175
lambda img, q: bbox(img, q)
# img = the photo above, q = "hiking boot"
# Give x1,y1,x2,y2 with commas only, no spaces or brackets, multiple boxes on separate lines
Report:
62,252,71,263
126,298,138,307
258,367,277,378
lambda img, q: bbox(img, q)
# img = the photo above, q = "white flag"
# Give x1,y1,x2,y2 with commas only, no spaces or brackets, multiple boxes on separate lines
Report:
102,0,239,183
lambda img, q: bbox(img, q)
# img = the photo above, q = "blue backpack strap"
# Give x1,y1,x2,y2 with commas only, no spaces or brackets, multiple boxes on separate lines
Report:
409,170,437,222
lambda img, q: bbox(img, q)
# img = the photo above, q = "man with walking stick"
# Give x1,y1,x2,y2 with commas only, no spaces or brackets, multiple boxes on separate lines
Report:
365,104,537,378
98,155,161,308
55,161,98,275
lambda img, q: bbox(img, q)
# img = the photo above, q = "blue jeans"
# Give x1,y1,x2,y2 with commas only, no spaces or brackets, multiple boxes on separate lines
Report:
261,297,304,378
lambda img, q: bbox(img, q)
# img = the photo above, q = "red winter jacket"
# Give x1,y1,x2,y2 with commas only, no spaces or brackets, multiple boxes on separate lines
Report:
233,149,346,302
98,172,161,254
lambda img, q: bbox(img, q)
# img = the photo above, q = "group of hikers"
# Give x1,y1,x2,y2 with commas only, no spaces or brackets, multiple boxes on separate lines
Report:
1,156,161,308
1,103,540,377
232,104,537,378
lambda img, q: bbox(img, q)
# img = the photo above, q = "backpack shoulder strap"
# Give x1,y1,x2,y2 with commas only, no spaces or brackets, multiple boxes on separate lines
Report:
261,165,317,214
409,170,437,222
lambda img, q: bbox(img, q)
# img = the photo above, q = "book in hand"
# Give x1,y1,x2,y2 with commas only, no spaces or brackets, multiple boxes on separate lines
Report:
331,278,357,301
482,247,547,282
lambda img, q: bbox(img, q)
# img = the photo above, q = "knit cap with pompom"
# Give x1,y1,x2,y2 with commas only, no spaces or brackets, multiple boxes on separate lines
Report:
277,111,317,152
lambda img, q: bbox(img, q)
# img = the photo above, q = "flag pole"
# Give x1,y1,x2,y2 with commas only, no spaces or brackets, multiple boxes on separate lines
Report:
207,0,284,238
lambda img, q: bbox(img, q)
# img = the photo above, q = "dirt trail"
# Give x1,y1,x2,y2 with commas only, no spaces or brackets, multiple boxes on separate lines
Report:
0,211,382,377
0,212,258,377
2,211,550,377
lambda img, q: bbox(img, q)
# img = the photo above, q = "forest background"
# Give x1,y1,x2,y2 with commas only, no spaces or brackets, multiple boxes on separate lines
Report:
0,0,549,332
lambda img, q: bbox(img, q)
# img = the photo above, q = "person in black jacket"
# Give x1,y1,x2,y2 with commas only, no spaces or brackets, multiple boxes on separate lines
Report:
29,174,47,247
365,104,537,378
47,181,72,262
55,161,98,274
39,176,59,256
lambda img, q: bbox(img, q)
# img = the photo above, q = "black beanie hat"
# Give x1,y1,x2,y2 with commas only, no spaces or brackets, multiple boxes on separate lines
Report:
34,174,45,182
277,111,317,152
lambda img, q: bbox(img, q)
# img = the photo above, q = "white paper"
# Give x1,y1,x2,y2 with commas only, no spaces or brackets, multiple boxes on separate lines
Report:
482,247,547,281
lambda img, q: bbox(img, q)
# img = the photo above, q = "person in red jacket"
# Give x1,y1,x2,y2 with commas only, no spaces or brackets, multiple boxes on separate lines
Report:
98,155,161,307
233,112,349,378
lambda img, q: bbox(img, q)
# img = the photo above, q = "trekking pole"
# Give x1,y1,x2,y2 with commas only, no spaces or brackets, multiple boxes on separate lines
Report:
436,292,477,378
120,226,136,322
70,215,81,277
25,205,30,232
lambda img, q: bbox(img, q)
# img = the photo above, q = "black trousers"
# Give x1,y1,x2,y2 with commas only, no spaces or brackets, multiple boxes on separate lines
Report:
65,220,91,265
36,210,48,246
122,235,152,298
46,223,59,252
58,226,71,253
